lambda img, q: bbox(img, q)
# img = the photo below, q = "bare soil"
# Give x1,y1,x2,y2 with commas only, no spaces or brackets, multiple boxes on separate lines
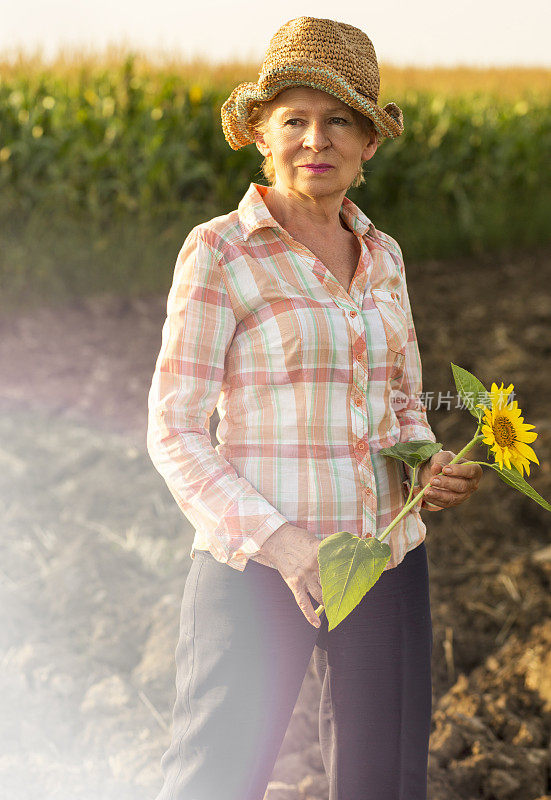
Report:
1,243,550,799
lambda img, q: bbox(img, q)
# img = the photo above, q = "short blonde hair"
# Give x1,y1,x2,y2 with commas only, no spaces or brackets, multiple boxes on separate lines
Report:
246,95,381,188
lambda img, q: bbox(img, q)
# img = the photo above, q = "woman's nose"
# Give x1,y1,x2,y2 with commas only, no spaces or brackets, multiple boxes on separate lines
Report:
303,122,330,149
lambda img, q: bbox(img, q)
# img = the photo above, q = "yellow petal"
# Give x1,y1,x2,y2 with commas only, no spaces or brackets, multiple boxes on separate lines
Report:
518,453,531,469
510,455,525,476
518,431,538,444
514,441,539,464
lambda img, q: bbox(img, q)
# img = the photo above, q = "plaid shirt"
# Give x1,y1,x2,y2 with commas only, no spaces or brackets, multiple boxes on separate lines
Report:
147,182,443,573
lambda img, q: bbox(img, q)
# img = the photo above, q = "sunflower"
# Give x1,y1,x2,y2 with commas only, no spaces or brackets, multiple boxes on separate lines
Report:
476,382,539,477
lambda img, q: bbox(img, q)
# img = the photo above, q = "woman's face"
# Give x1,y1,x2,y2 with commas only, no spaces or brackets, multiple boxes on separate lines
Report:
254,86,378,198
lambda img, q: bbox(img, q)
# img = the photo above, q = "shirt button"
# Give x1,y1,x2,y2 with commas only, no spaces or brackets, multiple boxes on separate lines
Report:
357,441,366,451
349,309,357,318
355,396,362,406
355,352,363,362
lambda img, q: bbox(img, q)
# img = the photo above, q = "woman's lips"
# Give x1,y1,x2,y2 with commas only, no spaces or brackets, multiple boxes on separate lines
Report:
301,164,333,173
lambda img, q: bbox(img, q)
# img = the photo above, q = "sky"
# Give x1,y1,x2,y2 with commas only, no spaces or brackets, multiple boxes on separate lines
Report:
2,0,551,68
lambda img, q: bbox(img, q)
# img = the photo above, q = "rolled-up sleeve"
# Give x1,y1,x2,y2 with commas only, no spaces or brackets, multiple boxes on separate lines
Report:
147,227,289,570
389,238,444,512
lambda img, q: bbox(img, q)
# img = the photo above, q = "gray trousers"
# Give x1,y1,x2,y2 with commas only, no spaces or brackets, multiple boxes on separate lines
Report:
154,541,433,800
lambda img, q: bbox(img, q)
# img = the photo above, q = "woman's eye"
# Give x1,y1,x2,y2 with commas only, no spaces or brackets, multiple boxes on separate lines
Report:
283,117,350,126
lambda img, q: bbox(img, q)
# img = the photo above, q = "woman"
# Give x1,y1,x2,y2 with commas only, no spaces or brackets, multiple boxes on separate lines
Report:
147,16,482,800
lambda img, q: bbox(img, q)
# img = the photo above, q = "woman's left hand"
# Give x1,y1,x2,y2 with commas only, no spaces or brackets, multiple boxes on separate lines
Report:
419,451,483,508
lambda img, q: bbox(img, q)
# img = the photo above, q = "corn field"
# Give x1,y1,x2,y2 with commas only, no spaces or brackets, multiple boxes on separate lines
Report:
1,49,550,307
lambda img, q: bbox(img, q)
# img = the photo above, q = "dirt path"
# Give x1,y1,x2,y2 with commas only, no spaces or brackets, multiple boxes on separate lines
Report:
1,245,551,798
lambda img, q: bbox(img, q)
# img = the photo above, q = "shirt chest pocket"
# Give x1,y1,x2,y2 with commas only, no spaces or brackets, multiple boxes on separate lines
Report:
370,289,408,355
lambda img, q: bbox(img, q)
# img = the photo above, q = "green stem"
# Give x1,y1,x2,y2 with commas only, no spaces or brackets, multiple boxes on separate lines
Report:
314,429,487,618
404,464,418,506
376,430,485,543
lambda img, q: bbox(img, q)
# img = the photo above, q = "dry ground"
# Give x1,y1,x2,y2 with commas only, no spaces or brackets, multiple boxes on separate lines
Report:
1,244,551,799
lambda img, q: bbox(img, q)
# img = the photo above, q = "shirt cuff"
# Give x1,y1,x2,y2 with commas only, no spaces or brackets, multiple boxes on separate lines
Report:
212,510,290,571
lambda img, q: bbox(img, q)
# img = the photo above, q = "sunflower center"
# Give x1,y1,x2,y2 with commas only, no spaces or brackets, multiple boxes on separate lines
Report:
493,415,516,448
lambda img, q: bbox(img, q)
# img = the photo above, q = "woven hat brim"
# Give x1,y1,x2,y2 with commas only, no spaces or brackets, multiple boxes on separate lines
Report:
221,62,404,150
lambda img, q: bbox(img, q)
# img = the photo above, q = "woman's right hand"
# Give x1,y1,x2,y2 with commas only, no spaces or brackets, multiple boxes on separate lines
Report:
257,523,324,628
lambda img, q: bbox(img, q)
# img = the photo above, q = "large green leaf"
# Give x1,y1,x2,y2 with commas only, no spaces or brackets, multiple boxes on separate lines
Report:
451,363,489,420
487,463,551,512
378,440,442,470
317,532,391,631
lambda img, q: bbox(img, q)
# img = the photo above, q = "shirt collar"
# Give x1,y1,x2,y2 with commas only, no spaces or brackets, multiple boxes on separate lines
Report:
238,182,377,242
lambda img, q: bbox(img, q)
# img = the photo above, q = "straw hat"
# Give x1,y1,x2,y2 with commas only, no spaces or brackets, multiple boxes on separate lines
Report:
221,16,404,150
